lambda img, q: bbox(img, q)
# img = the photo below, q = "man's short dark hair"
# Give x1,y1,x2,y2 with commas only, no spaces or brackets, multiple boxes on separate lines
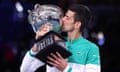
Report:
68,4,91,32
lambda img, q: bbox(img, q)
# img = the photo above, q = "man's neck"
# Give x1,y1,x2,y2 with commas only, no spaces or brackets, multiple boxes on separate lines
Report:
67,30,81,41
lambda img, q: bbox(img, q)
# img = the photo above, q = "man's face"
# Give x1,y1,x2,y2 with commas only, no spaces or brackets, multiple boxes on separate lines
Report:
60,10,76,32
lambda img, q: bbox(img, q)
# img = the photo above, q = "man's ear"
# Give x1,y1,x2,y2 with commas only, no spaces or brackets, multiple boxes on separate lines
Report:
74,21,81,30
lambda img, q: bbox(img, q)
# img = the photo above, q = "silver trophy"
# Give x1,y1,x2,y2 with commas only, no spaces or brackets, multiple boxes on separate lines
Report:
28,4,63,33
27,4,71,66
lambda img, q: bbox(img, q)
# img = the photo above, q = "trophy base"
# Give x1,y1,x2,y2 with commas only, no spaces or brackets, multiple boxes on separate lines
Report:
35,31,72,66
35,43,72,66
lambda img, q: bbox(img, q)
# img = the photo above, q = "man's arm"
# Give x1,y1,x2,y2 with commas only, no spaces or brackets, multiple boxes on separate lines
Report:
20,25,51,72
20,44,45,72
85,44,101,72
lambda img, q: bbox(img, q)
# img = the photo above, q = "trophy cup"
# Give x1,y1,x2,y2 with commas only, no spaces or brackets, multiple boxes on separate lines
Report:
28,4,72,66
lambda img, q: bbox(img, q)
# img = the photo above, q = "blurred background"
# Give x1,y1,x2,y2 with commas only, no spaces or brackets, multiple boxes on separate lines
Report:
0,0,120,72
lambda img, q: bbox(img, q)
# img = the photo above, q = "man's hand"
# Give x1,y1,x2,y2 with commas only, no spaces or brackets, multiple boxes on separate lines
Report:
47,52,68,71
32,24,50,52
35,24,50,39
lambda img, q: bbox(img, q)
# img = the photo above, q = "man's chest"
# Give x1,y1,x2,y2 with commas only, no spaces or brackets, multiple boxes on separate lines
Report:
67,43,90,64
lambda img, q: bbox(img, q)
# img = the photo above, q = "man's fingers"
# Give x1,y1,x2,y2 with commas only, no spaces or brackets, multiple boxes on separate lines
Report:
47,56,61,67
35,25,50,39
39,24,50,32
56,52,64,59
49,52,64,63
50,53,57,59
47,56,59,64
47,56,55,61
47,61,58,67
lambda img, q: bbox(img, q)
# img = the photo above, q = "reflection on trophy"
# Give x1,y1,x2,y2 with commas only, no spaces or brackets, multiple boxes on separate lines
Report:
28,4,71,66
28,4,63,33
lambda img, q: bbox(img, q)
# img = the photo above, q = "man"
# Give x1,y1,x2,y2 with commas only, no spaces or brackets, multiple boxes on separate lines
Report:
20,4,101,72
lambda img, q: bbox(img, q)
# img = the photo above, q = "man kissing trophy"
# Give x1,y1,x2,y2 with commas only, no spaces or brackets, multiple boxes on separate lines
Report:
27,4,71,66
